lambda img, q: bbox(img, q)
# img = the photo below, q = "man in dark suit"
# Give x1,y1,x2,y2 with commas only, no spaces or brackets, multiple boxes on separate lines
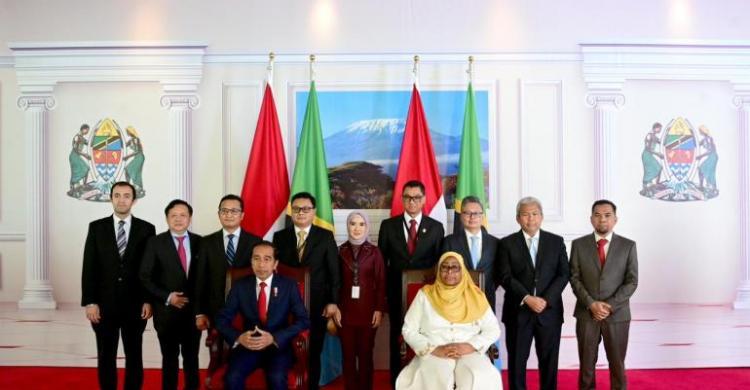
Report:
140,199,203,390
498,196,570,390
272,192,340,390
195,194,262,330
377,180,444,385
216,241,310,390
82,181,155,390
441,195,499,310
570,199,638,390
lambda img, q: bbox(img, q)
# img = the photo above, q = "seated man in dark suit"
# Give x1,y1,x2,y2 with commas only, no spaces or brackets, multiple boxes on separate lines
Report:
216,241,310,390
441,195,499,311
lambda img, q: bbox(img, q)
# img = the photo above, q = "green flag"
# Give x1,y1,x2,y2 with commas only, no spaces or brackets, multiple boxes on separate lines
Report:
289,81,334,232
454,82,487,233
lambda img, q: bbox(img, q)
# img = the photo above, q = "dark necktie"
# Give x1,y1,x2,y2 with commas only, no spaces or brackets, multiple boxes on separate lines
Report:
597,238,608,268
116,220,127,258
177,236,187,273
258,281,268,325
407,219,417,255
226,233,236,266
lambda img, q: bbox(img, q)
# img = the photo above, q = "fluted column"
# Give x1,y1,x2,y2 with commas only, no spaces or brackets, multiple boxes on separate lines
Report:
734,93,750,309
586,93,625,200
18,95,57,310
160,94,199,203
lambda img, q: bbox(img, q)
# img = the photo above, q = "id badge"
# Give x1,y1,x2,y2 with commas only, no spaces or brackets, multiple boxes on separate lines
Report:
351,286,360,299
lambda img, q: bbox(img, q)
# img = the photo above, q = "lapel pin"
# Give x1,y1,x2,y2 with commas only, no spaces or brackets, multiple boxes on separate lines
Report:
273,287,278,298
421,228,426,233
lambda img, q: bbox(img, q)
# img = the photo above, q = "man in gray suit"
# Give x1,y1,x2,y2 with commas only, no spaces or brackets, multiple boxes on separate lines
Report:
570,199,638,390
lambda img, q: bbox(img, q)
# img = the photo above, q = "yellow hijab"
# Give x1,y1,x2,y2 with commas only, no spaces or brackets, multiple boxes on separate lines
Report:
421,251,490,323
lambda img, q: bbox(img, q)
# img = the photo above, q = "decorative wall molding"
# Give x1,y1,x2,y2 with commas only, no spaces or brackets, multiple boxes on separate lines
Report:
518,79,564,221
581,42,750,91
220,81,264,194
0,232,25,242
9,41,207,94
204,52,582,65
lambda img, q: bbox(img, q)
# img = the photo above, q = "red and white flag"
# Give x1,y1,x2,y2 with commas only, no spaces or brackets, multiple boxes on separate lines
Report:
390,84,447,230
240,83,290,238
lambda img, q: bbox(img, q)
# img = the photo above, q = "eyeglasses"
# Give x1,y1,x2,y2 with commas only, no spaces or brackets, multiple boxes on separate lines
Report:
291,206,314,214
439,265,461,274
219,208,242,216
461,211,483,219
402,195,424,203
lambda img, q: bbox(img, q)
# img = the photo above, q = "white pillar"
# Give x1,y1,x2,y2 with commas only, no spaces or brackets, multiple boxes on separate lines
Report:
18,95,57,310
160,94,199,203
586,93,625,200
734,93,750,309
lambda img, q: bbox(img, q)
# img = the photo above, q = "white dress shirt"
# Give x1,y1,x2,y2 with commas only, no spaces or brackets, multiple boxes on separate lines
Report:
402,212,423,242
113,214,132,242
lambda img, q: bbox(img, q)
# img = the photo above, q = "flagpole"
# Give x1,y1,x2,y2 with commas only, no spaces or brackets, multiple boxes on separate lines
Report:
467,55,474,85
267,52,275,87
413,54,420,89
309,54,316,82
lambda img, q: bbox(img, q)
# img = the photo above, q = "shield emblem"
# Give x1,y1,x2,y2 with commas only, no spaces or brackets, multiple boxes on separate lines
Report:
90,118,124,182
663,117,696,182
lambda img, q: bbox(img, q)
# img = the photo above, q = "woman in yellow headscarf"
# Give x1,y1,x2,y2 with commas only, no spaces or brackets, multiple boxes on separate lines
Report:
396,252,502,390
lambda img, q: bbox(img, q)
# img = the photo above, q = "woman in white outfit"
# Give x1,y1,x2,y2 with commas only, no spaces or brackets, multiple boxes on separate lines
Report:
396,251,502,390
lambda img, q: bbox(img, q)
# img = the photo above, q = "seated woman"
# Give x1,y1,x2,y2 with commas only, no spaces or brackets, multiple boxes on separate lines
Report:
396,251,502,390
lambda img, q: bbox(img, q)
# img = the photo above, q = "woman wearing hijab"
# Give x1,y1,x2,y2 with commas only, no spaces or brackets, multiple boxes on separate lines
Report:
334,211,387,390
396,251,502,390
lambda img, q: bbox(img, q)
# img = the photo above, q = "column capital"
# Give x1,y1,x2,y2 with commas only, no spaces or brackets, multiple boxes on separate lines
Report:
585,92,625,108
733,94,750,109
17,95,56,111
160,94,200,110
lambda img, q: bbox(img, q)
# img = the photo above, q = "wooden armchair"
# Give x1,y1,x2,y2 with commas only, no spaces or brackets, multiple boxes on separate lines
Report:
399,268,499,367
204,264,310,390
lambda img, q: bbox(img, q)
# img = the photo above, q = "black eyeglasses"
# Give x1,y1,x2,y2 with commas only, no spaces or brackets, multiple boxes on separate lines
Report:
439,265,461,274
291,206,314,214
402,195,424,203
461,211,483,219
219,208,242,216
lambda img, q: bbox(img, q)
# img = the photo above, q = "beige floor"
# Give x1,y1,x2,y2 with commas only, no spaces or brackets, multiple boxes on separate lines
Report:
1,302,749,369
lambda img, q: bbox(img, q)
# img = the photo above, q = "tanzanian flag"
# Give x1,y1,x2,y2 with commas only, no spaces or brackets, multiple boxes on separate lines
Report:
453,81,487,233
288,80,334,232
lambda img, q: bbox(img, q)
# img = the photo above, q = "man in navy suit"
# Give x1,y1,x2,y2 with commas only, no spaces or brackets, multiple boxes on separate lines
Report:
140,199,202,390
216,241,310,390
441,195,499,310
498,196,570,390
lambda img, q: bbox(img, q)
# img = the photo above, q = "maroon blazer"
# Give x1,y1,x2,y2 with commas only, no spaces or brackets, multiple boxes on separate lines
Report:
338,241,387,326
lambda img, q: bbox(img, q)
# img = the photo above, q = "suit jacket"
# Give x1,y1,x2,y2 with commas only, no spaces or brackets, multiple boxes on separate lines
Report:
81,215,156,316
195,229,262,321
216,274,310,351
272,225,340,313
377,214,444,311
441,227,499,310
569,233,638,323
497,229,570,326
139,231,202,332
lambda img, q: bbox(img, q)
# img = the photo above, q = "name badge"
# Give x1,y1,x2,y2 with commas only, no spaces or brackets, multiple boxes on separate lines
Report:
351,286,360,299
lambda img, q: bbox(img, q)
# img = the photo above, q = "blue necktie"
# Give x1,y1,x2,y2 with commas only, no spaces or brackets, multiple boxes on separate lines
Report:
226,234,236,266
470,235,480,269
529,236,538,268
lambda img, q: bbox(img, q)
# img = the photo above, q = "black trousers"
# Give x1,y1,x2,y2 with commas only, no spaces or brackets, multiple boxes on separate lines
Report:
92,312,147,390
505,318,563,390
156,319,202,390
308,305,326,390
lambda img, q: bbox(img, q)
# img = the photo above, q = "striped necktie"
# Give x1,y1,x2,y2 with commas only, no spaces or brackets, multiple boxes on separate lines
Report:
116,220,127,258
226,233,236,266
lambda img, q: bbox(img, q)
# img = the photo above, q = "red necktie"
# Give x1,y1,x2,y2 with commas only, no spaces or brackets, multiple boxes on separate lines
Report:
176,236,188,273
258,281,268,325
597,238,608,268
407,219,417,255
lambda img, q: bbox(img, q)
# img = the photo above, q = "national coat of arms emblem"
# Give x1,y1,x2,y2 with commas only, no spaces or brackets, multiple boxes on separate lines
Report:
639,117,719,201
67,118,146,201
